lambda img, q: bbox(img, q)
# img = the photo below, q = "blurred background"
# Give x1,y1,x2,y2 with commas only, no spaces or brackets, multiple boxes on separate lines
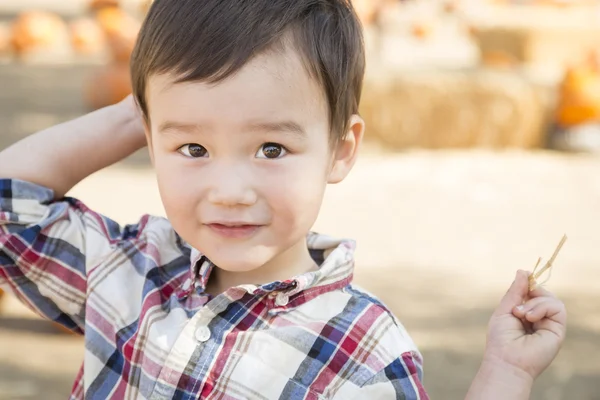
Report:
0,0,599,399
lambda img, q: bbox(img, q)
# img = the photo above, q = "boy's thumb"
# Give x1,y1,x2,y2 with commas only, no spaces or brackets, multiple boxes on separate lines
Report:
494,270,529,315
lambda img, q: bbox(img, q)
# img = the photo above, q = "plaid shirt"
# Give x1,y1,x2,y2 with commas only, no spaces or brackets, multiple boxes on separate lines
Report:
0,179,428,400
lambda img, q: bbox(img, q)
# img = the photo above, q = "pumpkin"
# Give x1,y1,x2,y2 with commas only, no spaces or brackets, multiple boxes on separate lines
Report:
352,0,391,26
89,0,120,11
555,54,600,127
85,64,132,110
10,11,69,55
70,17,106,55
352,0,376,25
95,7,141,63
411,22,434,40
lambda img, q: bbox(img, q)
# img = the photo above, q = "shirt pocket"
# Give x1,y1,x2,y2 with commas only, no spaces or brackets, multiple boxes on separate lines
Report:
204,351,325,400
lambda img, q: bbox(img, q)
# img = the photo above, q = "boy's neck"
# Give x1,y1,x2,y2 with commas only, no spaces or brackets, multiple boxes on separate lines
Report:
205,238,318,297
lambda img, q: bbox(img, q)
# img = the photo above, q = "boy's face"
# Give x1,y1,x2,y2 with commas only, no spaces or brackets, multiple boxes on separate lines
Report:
144,45,363,274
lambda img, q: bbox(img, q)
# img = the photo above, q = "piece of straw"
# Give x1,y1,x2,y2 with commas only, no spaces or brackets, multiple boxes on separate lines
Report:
528,234,568,291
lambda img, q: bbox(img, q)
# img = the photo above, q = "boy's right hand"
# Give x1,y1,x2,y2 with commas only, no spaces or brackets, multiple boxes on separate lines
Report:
118,94,147,141
0,94,148,198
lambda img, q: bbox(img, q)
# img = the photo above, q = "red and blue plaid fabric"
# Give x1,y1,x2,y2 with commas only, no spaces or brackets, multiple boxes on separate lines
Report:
0,179,428,399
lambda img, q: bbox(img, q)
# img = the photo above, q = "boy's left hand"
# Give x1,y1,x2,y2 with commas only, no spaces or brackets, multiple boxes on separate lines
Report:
483,270,567,382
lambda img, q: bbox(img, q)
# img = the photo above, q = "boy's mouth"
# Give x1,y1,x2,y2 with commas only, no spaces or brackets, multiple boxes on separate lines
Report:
205,222,262,239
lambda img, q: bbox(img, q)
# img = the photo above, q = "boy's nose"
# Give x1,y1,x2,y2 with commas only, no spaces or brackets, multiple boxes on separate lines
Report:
208,186,257,207
206,168,257,207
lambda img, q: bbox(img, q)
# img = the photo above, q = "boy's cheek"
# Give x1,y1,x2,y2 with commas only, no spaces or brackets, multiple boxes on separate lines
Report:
271,186,324,234
156,173,201,219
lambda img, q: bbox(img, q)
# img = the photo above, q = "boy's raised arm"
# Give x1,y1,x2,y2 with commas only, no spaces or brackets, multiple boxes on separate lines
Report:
0,96,148,332
0,95,146,198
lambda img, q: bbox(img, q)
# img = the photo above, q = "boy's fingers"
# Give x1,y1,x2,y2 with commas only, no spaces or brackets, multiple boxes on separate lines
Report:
513,295,563,318
528,284,557,299
512,296,547,318
495,270,529,316
525,298,567,325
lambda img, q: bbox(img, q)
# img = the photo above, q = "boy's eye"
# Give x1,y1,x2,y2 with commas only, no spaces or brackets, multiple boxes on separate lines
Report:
256,143,287,159
178,144,208,158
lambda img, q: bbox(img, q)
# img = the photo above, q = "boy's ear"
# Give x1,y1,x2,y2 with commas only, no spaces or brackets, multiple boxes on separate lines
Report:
328,114,364,184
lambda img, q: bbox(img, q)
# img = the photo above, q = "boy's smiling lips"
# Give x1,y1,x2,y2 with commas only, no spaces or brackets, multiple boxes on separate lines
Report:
204,221,264,239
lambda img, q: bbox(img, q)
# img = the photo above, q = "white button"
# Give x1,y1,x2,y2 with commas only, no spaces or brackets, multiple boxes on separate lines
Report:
239,284,258,294
182,279,192,291
194,326,211,342
275,292,289,306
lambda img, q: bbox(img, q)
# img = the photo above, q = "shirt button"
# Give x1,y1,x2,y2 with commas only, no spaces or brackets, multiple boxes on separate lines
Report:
275,292,290,306
195,326,211,343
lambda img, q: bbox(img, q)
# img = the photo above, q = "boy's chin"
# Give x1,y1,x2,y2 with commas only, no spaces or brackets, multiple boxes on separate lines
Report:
206,251,274,274
212,260,265,273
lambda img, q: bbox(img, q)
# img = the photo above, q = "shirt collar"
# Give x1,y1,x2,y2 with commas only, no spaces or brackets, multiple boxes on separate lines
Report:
178,232,356,308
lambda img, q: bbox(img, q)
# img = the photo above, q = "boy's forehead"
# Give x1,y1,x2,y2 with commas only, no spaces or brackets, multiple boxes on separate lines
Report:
146,46,326,117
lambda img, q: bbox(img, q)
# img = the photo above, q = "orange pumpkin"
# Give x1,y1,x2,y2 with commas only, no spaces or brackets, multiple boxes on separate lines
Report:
95,7,141,63
10,11,69,55
70,17,106,55
555,57,600,126
89,0,120,11
411,22,434,40
85,64,132,110
352,0,388,26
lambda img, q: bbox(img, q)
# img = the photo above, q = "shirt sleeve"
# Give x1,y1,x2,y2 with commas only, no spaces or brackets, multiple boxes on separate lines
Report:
350,351,429,400
0,178,143,333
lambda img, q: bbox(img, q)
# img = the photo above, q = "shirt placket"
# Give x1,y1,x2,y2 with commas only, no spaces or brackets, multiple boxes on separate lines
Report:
148,293,233,400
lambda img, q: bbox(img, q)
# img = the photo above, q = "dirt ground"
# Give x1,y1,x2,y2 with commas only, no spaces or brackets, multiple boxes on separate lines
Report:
1,65,600,400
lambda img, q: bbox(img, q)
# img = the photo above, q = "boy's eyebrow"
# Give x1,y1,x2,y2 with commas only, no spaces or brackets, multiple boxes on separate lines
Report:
158,120,307,137
158,121,202,134
246,121,307,137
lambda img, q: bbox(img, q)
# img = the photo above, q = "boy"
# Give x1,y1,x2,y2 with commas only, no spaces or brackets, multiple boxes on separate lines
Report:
0,0,565,399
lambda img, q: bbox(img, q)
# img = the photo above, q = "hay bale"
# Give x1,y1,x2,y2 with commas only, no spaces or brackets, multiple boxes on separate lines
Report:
360,69,546,149
472,26,600,70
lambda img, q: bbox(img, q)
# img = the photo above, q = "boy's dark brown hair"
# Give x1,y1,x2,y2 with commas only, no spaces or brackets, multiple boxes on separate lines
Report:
130,0,365,143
